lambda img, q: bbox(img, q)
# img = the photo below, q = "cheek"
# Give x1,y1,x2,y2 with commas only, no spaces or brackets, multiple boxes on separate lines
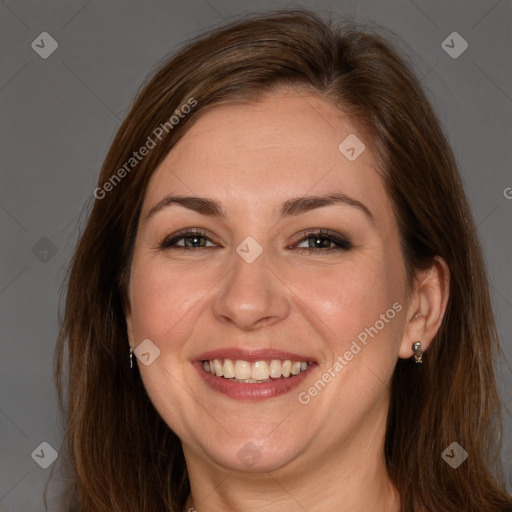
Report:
288,251,405,358
128,258,214,346
299,259,398,321
128,232,406,360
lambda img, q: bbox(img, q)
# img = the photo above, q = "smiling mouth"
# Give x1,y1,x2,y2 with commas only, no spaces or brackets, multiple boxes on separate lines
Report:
202,358,311,383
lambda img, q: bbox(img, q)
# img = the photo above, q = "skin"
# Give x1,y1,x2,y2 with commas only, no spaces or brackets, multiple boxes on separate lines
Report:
125,89,449,512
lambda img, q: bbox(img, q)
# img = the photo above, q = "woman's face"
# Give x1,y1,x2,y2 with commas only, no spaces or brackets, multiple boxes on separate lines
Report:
126,89,410,474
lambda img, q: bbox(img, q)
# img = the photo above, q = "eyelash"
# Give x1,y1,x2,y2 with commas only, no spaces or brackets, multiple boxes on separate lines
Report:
159,229,352,253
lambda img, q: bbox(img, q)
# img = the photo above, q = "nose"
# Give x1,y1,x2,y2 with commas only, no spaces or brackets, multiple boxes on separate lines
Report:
212,248,291,331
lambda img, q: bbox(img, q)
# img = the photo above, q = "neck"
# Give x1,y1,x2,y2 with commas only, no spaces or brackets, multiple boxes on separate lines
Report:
186,464,399,512
183,404,400,512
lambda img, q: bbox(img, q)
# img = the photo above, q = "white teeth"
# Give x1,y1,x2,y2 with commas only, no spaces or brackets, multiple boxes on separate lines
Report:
223,359,235,378
213,359,223,377
234,360,252,380
282,360,292,377
203,358,310,381
251,361,270,380
269,359,282,378
291,361,301,375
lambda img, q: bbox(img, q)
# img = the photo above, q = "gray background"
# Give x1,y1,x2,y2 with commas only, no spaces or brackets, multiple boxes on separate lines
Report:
0,0,511,510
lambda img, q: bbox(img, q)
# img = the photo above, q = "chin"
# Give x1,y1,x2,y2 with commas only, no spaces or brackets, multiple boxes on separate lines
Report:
205,441,300,473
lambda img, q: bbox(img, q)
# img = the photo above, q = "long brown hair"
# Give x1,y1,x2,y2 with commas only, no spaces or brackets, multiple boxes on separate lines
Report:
54,9,512,512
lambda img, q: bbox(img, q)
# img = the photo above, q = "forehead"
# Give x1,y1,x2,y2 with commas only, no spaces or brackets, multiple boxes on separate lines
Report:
142,90,392,224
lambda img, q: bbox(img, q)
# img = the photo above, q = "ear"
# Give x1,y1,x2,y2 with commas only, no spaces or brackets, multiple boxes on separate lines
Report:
398,256,450,359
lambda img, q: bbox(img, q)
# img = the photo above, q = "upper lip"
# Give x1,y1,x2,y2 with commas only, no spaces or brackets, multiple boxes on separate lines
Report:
194,348,316,363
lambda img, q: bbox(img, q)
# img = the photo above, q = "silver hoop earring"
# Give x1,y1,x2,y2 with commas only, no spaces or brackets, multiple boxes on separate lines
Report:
129,347,134,369
412,341,423,365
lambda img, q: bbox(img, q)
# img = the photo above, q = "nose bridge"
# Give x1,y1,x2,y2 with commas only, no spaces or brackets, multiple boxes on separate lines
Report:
212,242,290,330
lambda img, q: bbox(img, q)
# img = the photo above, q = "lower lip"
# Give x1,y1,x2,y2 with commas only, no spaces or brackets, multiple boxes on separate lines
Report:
193,362,317,400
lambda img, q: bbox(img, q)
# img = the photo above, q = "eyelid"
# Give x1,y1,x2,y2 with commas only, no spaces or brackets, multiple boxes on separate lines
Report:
159,228,352,252
291,229,352,251
159,228,219,249
291,228,348,242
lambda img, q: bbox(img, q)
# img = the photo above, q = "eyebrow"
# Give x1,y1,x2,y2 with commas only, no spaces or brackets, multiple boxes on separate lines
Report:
145,192,374,223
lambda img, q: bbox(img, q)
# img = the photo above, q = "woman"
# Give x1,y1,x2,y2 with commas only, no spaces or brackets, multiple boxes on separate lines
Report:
54,9,512,512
